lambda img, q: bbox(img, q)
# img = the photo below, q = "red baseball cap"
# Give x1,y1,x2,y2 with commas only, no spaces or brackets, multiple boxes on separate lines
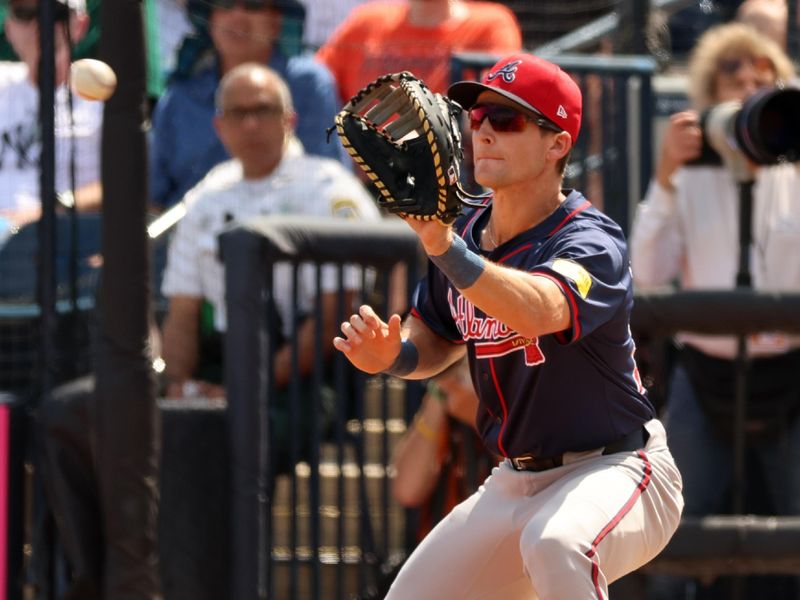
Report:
448,53,583,143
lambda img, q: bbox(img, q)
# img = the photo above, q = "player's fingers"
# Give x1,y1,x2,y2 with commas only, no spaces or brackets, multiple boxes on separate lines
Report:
359,304,382,329
339,321,364,345
349,313,375,337
332,336,352,353
387,313,403,340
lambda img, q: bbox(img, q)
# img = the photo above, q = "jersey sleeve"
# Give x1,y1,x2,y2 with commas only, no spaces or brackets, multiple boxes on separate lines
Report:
531,226,630,344
410,263,464,344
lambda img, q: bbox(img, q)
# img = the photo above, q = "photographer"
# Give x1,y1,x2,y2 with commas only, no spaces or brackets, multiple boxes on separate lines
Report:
630,23,800,599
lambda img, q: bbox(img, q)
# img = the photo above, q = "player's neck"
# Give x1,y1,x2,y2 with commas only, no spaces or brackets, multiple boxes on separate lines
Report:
490,186,565,244
407,0,464,27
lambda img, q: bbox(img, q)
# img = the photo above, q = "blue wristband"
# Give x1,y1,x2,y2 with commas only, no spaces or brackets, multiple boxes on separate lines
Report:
429,235,485,289
384,339,419,377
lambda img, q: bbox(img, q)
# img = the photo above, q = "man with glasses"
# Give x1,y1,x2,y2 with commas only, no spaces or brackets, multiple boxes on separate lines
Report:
149,0,346,211
0,0,100,240
160,63,379,472
333,53,683,599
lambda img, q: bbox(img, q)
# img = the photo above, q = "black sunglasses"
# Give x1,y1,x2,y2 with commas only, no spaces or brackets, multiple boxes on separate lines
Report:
9,2,70,22
469,103,562,134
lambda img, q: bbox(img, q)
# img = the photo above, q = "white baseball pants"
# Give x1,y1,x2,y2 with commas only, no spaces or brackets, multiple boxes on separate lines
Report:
385,419,683,600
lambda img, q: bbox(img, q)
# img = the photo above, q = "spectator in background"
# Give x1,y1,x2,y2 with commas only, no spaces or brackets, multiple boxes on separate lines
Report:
630,23,800,600
160,63,380,472
297,0,368,50
0,0,100,239
150,0,193,92
390,356,494,539
316,0,522,102
149,0,345,210
736,0,788,47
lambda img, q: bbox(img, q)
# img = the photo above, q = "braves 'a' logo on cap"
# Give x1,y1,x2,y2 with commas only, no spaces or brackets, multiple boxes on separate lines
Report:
487,60,522,84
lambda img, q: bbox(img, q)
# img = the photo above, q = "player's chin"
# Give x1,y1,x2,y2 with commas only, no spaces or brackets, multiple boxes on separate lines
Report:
473,163,502,189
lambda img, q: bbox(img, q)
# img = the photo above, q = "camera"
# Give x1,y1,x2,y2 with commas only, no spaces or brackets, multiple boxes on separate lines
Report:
687,86,800,167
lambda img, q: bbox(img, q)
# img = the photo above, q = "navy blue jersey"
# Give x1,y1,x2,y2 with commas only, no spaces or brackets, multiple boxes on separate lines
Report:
412,190,654,459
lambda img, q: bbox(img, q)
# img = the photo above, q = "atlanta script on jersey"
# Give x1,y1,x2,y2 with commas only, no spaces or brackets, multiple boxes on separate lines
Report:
412,191,653,459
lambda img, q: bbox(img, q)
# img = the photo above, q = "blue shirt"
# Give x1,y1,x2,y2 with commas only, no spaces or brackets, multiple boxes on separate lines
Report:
413,191,654,459
149,50,347,209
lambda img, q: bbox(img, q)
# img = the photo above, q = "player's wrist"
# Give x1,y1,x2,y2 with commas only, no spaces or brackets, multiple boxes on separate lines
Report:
429,235,485,289
383,339,419,377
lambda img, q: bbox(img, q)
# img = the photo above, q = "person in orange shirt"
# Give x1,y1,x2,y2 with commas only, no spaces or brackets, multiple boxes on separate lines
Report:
316,0,521,101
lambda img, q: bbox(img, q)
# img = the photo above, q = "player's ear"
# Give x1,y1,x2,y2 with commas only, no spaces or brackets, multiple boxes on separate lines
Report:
546,131,572,163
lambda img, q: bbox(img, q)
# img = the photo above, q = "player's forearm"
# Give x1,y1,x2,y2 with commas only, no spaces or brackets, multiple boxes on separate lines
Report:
456,262,570,340
421,229,569,339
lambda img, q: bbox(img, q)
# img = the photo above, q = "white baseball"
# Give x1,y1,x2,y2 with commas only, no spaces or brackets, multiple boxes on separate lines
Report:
70,59,117,102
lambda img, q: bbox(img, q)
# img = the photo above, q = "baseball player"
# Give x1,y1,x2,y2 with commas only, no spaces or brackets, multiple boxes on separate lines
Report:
334,53,684,599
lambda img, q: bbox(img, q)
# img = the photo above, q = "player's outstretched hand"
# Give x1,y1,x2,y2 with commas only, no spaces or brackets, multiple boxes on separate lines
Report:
333,305,403,374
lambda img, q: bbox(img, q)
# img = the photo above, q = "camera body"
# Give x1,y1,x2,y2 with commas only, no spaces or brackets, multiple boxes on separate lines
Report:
687,86,800,168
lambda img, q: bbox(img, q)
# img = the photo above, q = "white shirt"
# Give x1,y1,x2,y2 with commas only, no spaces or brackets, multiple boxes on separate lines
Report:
154,0,193,76
630,164,800,359
161,150,381,335
0,61,103,215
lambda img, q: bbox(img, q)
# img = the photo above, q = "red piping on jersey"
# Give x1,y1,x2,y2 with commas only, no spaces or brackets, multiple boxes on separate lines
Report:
488,358,509,457
460,209,484,238
585,450,653,599
547,200,592,237
497,243,534,264
529,271,581,342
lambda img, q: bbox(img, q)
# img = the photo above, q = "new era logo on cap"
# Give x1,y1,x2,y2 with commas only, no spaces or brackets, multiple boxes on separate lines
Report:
448,53,583,143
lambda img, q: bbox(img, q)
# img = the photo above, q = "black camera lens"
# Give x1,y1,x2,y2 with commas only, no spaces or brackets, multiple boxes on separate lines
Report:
735,87,800,165
687,86,800,168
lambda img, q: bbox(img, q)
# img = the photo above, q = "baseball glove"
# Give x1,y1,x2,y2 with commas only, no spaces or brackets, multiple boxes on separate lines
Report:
332,72,485,224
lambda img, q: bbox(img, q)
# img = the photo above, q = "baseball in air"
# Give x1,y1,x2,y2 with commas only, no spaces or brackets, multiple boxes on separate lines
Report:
70,59,117,101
